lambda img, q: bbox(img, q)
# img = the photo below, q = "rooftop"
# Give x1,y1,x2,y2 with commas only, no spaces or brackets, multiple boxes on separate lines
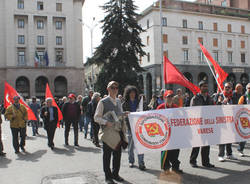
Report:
139,0,250,20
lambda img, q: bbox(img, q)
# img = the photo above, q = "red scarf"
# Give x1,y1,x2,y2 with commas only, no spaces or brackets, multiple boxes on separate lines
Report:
223,90,233,99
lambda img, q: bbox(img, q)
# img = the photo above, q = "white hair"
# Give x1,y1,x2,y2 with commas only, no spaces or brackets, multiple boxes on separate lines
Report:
92,92,101,101
46,97,53,102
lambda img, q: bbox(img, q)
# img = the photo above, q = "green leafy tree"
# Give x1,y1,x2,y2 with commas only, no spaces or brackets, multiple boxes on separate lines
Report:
91,0,145,95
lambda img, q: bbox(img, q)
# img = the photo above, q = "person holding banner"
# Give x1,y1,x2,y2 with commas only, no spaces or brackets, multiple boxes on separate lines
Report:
122,85,146,171
189,80,215,168
215,82,237,162
40,98,58,150
237,82,250,157
157,90,183,174
5,96,28,154
94,81,127,184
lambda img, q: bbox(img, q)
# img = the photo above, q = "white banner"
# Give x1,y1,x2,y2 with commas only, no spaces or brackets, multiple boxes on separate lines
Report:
128,105,250,154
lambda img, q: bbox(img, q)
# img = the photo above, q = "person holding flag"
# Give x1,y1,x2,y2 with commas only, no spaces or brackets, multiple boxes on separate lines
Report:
157,90,183,174
5,96,28,154
40,98,58,150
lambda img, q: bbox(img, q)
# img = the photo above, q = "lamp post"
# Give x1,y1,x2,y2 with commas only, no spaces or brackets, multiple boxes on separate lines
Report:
160,0,164,90
79,17,98,91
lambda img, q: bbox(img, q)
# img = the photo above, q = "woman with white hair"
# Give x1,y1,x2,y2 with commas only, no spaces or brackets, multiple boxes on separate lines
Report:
40,98,58,150
87,92,101,147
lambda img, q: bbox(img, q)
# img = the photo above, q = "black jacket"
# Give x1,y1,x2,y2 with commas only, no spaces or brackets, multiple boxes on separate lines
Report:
40,106,58,128
62,102,81,121
190,93,214,106
122,99,139,131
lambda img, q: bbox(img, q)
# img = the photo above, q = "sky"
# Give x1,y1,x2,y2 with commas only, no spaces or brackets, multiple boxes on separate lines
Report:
82,0,195,63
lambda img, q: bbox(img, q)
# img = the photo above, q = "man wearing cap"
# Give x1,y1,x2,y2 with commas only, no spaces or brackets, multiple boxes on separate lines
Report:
40,98,58,150
29,97,41,136
189,80,215,168
94,81,127,184
62,94,81,146
157,90,183,174
5,96,28,154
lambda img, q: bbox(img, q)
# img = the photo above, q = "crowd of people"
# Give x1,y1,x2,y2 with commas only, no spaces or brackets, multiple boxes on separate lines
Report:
0,80,249,184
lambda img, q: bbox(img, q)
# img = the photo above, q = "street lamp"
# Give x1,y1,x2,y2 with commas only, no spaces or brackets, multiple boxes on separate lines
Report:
79,17,99,91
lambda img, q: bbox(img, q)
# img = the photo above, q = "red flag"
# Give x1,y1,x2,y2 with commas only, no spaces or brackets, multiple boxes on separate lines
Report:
164,56,200,95
45,83,63,127
199,41,228,91
4,81,37,120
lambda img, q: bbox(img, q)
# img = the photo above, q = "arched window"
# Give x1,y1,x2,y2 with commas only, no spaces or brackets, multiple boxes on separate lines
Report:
35,76,48,93
198,72,208,82
16,76,30,98
54,76,67,97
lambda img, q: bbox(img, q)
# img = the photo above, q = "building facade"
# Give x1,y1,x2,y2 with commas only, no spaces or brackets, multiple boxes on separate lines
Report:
0,0,85,100
138,0,250,101
196,0,250,10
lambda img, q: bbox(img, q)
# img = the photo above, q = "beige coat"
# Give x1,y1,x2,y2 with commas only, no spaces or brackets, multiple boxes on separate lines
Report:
5,104,28,128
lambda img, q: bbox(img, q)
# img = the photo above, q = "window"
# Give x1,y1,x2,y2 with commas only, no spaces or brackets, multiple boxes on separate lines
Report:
163,34,168,43
37,2,44,10
182,36,188,45
228,52,232,63
55,50,63,63
213,38,218,47
37,51,44,63
162,17,167,26
198,21,203,30
18,19,24,28
198,50,205,63
163,50,168,58
56,3,62,12
18,35,25,44
147,19,149,29
147,52,150,62
146,36,149,46
213,23,218,31
241,25,245,34
198,37,203,44
17,0,24,9
37,20,44,29
241,41,245,49
213,51,219,62
37,36,44,45
182,19,187,28
228,24,232,32
184,49,188,62
241,53,245,63
56,36,62,45
17,50,25,65
227,40,232,48
55,21,62,29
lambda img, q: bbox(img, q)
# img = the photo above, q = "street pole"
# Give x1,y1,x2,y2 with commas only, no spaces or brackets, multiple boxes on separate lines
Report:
160,0,164,90
79,18,98,91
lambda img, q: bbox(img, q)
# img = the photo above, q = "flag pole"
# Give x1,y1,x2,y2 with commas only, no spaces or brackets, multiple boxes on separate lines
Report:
203,55,225,99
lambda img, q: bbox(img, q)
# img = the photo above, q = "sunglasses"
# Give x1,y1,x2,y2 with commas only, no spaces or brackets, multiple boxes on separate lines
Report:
111,86,118,90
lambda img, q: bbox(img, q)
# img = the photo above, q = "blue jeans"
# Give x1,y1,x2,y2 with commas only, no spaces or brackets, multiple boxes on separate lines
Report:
238,141,246,152
128,131,144,166
31,120,39,135
79,115,84,132
84,116,93,137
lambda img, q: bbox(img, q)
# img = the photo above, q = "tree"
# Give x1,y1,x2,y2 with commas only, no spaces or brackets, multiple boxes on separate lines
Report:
91,0,145,95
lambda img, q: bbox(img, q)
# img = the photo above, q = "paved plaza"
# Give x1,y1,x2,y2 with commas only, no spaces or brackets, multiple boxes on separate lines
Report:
0,116,249,184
